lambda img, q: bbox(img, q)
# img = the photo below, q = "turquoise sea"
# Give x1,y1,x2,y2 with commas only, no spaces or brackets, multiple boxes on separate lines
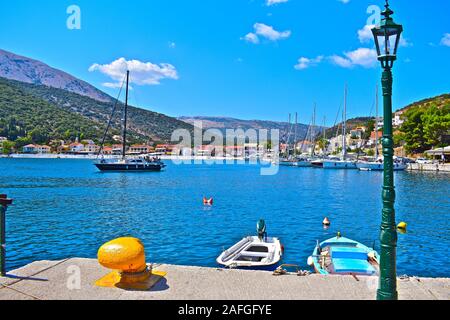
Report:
0,158,449,277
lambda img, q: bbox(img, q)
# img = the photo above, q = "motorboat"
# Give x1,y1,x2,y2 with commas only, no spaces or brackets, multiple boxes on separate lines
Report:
216,220,283,271
307,234,379,276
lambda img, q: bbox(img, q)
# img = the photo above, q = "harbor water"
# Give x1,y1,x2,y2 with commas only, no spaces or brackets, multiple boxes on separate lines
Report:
1,158,449,277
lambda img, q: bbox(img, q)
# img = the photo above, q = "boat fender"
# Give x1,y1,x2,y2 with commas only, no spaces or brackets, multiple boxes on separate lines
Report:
397,222,407,231
367,251,379,263
281,244,285,254
307,256,314,267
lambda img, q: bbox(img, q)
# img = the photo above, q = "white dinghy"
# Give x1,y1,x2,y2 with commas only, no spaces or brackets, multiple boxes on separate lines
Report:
216,220,283,271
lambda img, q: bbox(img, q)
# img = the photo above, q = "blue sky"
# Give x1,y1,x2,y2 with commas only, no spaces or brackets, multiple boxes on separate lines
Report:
0,0,449,125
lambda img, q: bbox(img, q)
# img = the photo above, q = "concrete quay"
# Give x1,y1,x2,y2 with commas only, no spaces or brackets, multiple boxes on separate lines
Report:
407,163,450,172
0,258,448,300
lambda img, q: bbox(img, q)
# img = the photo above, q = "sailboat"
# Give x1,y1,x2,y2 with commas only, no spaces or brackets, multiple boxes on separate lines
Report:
279,113,298,167
323,85,357,170
356,86,406,172
279,113,311,167
94,71,166,172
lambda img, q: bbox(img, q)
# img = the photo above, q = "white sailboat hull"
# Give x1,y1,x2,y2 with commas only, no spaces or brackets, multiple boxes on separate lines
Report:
323,160,357,169
279,160,312,167
295,161,312,167
357,162,407,171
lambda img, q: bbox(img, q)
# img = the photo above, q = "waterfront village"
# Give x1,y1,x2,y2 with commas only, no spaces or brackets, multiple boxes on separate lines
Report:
0,110,448,163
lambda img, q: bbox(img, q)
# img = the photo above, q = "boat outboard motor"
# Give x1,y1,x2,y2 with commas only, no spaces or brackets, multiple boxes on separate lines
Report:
257,219,267,241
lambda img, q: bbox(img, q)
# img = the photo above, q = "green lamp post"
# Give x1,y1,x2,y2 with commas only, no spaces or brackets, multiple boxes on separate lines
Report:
371,0,403,301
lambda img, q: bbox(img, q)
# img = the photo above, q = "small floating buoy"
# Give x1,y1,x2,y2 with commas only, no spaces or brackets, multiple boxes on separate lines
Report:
203,197,214,206
95,237,167,290
397,222,407,230
323,217,331,226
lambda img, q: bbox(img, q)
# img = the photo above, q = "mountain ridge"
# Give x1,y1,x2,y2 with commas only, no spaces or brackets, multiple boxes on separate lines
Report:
0,49,113,103
0,49,194,143
178,116,325,142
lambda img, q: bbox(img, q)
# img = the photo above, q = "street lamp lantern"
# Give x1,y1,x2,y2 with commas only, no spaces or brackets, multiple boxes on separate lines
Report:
372,0,403,69
372,0,404,301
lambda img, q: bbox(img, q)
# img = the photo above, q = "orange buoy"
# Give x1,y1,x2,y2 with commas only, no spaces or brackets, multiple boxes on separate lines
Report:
203,197,214,206
323,217,331,226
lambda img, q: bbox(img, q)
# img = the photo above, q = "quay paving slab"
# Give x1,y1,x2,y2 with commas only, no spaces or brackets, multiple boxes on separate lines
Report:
0,260,66,287
0,258,448,300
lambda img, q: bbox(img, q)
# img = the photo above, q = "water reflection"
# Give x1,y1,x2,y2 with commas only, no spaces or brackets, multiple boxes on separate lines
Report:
1,158,449,277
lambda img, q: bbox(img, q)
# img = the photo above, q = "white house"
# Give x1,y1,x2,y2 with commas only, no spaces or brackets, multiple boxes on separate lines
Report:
22,144,51,154
70,143,84,153
377,112,405,128
393,112,405,127
83,144,100,154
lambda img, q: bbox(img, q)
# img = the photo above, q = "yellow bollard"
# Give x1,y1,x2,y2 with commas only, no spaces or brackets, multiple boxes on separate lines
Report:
95,237,167,291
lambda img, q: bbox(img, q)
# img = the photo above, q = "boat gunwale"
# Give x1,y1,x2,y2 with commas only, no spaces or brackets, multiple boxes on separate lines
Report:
217,236,282,268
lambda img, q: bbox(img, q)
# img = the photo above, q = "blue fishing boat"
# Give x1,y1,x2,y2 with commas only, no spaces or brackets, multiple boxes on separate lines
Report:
307,234,379,276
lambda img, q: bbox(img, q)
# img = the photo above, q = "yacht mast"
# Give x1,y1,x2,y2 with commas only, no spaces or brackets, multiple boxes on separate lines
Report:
375,84,379,159
294,112,298,155
122,70,130,159
312,104,316,157
323,116,327,156
342,85,348,160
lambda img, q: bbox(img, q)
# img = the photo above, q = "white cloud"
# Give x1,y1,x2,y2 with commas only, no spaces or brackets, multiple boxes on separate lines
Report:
89,57,179,87
242,23,291,44
330,55,353,68
242,32,260,44
358,24,375,43
266,0,288,6
441,33,450,47
330,48,378,68
254,23,291,41
399,37,413,48
168,42,176,49
294,56,324,70
338,0,351,4
358,24,412,47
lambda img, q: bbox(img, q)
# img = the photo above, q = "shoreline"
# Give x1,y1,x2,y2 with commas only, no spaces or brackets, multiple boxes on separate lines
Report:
0,153,274,163
2,154,449,172
1,258,448,300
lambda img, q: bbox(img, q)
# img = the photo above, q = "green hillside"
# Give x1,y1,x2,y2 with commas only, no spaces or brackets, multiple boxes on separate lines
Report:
398,94,450,113
0,78,122,147
13,78,194,143
323,117,375,140
397,94,450,154
0,77,194,147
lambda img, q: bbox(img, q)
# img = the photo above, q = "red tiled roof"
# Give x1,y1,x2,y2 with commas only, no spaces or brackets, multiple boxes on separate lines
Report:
371,131,383,139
